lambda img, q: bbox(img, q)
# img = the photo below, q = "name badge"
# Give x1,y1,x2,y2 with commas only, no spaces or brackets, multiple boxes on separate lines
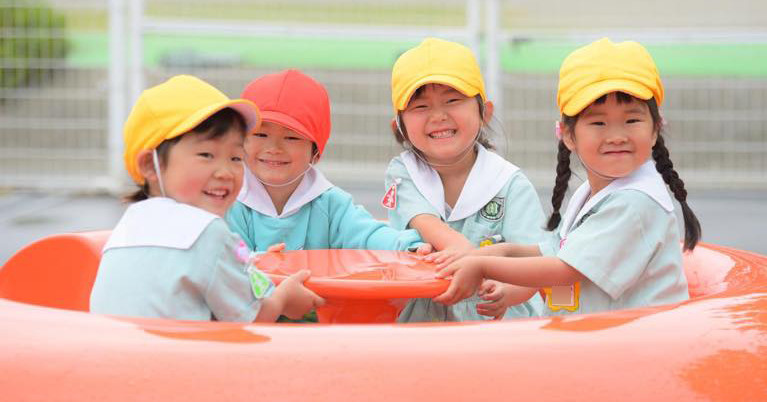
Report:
247,266,273,299
543,237,581,312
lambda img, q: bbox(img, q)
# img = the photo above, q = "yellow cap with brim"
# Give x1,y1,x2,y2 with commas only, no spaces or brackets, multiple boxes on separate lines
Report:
123,75,261,184
391,37,486,111
557,38,664,117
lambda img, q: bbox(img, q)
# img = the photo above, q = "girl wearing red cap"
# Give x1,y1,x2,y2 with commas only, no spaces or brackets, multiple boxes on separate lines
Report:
386,38,546,322
228,69,430,256
433,38,699,316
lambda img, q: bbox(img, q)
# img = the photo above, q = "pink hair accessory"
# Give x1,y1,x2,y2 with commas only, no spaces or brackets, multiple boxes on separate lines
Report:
555,121,563,140
660,113,668,127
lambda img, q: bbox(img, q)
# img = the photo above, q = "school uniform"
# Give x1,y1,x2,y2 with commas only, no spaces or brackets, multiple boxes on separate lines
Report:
90,197,273,322
385,145,546,322
538,160,689,315
227,166,423,252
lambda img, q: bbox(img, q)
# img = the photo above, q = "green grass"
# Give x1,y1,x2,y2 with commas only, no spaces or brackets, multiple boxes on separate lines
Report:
56,2,767,77
501,41,767,76
68,32,767,77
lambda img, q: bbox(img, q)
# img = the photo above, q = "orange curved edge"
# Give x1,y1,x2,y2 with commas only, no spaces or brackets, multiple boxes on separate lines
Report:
0,231,110,311
1,233,767,400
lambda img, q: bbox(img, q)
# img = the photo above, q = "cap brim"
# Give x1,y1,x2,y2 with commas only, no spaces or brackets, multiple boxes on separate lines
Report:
168,99,262,140
259,110,317,144
394,74,482,111
563,79,653,116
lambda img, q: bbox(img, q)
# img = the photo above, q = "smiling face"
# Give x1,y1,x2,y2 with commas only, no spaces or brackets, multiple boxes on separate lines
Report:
400,83,491,165
158,128,245,217
563,92,658,194
243,121,316,188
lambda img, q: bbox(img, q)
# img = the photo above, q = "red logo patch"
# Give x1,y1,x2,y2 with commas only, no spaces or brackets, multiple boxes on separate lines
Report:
381,183,397,210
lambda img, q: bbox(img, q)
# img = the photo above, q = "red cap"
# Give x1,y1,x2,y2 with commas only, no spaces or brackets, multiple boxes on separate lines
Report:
241,69,331,158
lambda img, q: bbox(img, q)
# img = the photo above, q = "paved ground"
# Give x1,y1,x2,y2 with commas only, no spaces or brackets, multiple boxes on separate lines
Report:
1,185,765,266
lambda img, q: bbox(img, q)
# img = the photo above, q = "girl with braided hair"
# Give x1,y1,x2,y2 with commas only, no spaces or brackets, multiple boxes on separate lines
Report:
432,38,700,316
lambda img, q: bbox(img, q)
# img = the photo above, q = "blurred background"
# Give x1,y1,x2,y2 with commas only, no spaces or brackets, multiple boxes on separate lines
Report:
1,0,766,263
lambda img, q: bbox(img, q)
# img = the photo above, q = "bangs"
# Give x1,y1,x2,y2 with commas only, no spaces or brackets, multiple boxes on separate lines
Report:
192,107,247,140
593,91,640,105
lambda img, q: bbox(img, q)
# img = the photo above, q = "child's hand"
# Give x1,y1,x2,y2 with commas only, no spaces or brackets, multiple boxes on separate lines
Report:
476,280,508,319
414,243,433,256
278,270,325,320
476,280,536,319
266,243,286,253
249,243,286,265
432,257,484,305
422,244,474,269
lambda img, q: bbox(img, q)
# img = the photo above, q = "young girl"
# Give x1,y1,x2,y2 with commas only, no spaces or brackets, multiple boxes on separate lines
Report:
386,37,546,322
227,69,429,254
433,38,701,316
90,75,324,322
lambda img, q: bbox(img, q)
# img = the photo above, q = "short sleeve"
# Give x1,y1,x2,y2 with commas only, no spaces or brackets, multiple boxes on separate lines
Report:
538,230,560,257
385,157,440,230
499,172,546,244
557,196,655,300
202,220,269,322
325,188,424,251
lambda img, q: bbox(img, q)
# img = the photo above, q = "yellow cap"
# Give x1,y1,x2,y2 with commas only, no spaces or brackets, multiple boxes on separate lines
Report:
557,38,664,117
391,37,486,111
123,75,261,184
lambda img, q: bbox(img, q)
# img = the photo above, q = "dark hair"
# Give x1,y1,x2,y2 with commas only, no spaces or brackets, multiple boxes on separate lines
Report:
124,107,247,202
391,85,494,160
545,92,701,251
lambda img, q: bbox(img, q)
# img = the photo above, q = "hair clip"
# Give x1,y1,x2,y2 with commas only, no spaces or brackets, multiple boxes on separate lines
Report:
555,121,563,141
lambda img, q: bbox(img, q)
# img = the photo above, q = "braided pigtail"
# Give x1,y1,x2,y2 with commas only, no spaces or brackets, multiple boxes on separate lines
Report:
546,140,572,231
652,135,701,251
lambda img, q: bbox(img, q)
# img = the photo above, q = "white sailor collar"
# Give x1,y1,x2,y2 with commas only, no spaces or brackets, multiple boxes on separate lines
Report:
237,166,333,218
559,160,674,239
401,144,520,222
103,197,219,252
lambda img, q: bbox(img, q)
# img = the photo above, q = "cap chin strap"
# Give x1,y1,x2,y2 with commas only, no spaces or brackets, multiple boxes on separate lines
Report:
395,114,481,168
255,151,319,188
152,149,167,197
255,163,314,188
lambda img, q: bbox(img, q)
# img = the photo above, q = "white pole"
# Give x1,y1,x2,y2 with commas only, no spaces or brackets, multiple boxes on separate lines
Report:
128,0,145,104
107,0,126,193
466,0,481,59
485,0,503,119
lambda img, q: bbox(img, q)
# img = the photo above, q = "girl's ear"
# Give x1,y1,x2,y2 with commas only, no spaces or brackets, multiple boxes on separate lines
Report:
390,117,399,135
482,101,494,124
391,116,408,141
136,149,158,184
311,149,320,164
561,124,576,152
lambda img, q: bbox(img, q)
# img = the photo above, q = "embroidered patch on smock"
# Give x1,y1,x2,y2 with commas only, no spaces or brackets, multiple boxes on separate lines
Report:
479,197,505,221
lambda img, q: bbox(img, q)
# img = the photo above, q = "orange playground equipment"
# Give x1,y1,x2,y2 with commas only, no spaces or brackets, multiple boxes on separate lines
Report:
1,231,766,400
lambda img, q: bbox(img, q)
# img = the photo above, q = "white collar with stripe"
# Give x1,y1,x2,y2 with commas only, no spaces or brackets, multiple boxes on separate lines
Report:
401,144,520,222
237,166,333,218
104,197,219,252
559,160,674,240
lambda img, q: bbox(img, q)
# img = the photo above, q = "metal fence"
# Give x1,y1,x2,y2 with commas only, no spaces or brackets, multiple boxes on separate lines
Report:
1,0,765,192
